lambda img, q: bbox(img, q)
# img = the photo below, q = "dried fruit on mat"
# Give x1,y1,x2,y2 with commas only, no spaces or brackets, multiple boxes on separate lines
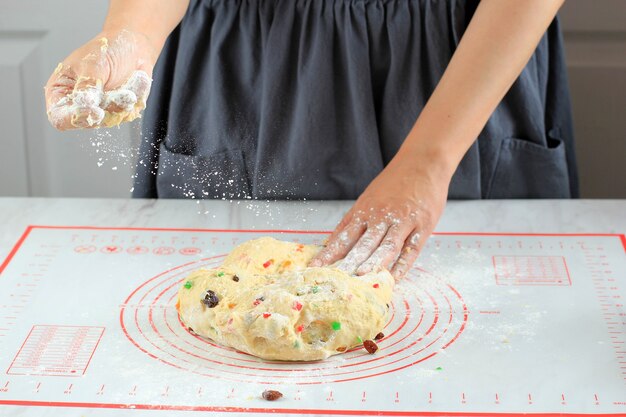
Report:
262,390,283,401
363,339,378,354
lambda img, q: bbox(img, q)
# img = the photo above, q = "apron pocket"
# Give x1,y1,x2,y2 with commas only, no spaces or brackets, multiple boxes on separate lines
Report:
156,143,252,199
487,135,571,198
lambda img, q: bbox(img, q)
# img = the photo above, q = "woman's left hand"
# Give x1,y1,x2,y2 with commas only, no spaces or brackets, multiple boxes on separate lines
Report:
309,151,452,279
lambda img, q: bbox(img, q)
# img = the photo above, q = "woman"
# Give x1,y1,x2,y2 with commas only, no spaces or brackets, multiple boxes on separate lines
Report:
44,0,578,279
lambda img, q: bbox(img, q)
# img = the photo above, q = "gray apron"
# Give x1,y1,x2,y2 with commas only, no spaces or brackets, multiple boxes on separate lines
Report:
133,0,579,200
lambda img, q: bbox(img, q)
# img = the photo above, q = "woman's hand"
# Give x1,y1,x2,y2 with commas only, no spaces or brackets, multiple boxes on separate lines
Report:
309,151,452,279
44,29,157,130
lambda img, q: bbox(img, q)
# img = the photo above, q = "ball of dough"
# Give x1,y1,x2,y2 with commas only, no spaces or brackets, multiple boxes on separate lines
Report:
221,236,320,275
177,237,394,361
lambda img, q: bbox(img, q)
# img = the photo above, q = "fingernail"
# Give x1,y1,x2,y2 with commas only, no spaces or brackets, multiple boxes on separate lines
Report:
355,263,370,276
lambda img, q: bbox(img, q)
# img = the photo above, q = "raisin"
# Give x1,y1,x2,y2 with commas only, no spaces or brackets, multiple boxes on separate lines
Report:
262,390,283,401
336,346,347,352
363,340,378,354
232,275,239,282
201,290,219,308
188,327,195,334
374,332,384,340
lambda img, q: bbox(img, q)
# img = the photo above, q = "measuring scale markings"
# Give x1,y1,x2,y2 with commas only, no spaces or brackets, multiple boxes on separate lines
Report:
583,241,626,383
7,325,105,376
0,227,624,416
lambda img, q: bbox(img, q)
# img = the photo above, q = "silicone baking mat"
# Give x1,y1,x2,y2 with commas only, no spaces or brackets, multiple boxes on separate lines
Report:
0,226,624,416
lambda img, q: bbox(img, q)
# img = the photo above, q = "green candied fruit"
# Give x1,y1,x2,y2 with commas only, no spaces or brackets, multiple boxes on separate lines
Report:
217,271,225,277
311,286,320,294
356,336,363,343
331,321,341,331
184,281,193,289
435,366,443,371
293,340,300,348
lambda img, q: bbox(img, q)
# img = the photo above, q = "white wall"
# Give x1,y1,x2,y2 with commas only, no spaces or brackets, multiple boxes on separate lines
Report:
0,0,624,198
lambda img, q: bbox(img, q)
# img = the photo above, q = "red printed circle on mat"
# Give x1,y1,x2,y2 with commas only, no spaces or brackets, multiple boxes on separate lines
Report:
74,245,97,254
153,246,175,256
120,257,468,385
127,246,149,255
179,247,202,256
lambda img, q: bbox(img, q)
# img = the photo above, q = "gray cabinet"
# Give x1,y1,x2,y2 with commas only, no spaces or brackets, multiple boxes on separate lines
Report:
0,1,137,198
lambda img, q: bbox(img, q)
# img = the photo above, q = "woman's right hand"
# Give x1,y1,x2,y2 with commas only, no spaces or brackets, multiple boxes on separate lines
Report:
44,29,157,130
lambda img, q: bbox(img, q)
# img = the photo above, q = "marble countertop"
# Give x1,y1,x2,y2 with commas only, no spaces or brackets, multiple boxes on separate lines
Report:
0,197,624,417
1,198,624,262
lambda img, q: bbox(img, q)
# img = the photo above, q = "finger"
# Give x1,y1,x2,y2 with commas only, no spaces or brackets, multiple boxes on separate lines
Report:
309,209,356,265
309,220,366,267
390,231,423,279
123,70,152,107
70,105,105,128
47,97,75,131
67,75,104,128
103,70,153,113
326,206,357,244
337,222,388,274
45,64,75,108
45,65,78,130
69,47,109,128
356,223,412,276
103,88,137,113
